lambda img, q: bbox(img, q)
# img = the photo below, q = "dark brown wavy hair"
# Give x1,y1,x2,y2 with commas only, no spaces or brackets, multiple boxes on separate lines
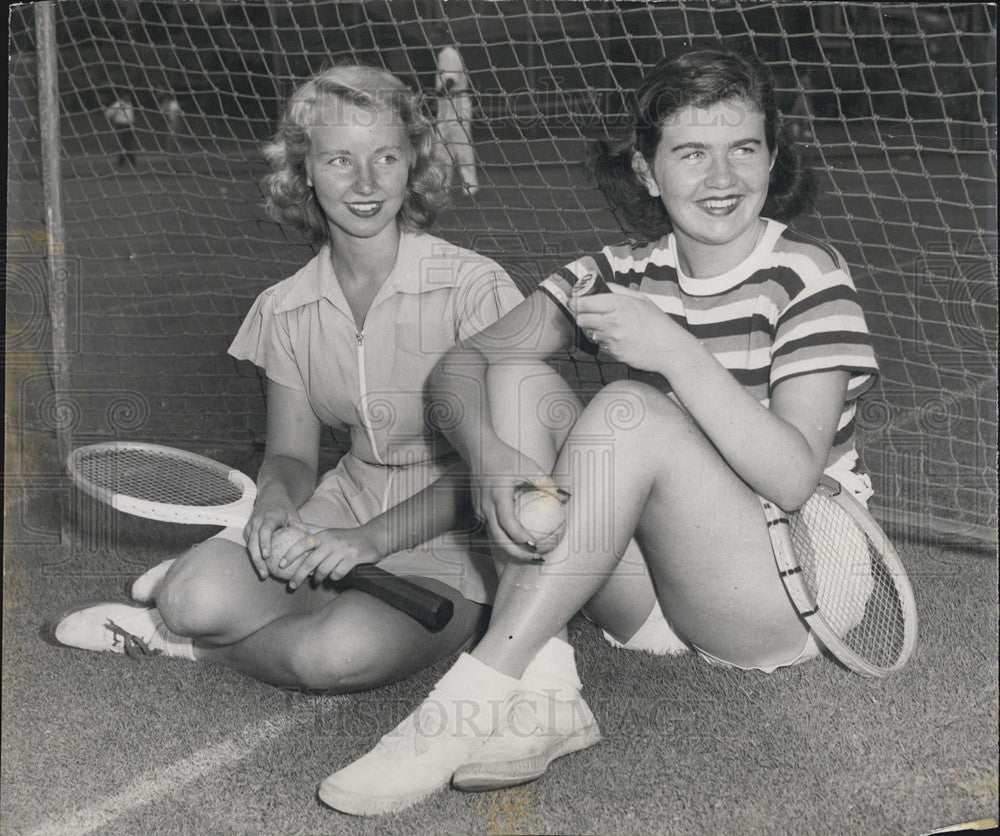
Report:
591,46,817,240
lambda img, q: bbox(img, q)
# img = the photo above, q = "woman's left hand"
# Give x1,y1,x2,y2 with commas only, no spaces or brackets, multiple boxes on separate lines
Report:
269,524,384,590
569,286,678,372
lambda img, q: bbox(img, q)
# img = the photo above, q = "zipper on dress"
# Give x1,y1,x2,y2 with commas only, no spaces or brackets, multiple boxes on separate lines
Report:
355,329,387,466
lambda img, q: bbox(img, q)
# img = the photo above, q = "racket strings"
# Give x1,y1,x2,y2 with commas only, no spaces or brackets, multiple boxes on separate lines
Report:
76,448,244,507
790,495,907,668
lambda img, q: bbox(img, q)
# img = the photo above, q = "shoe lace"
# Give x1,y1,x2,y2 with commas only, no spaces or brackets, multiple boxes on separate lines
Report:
104,618,162,660
380,699,487,759
500,696,546,739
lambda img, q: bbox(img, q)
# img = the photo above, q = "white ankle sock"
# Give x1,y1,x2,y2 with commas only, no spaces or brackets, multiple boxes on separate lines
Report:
131,559,175,603
424,653,520,737
146,609,197,660
518,637,581,698
434,653,520,702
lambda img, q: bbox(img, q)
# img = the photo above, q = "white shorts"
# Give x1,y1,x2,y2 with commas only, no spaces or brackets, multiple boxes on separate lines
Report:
598,469,876,671
604,602,822,673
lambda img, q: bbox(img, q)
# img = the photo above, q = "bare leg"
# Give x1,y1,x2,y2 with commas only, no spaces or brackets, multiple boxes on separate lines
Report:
157,541,487,692
317,382,813,813
454,126,479,195
485,363,662,642
472,380,809,678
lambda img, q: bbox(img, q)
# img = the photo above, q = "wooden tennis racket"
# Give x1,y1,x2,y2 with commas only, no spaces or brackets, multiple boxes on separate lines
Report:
761,476,917,677
66,442,454,632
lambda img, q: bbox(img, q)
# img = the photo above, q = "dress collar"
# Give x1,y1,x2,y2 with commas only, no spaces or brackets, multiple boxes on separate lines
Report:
272,231,425,315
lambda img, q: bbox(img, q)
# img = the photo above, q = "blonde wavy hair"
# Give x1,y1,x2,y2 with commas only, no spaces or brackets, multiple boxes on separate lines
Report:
261,65,450,245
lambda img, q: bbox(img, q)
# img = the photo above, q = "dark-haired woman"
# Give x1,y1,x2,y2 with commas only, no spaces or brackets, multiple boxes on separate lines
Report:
46,66,522,692
319,47,879,816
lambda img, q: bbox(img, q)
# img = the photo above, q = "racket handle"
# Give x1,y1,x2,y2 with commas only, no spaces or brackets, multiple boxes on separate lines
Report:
343,564,455,632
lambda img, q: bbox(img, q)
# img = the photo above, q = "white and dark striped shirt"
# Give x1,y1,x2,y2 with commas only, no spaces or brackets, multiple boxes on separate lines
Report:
540,218,879,474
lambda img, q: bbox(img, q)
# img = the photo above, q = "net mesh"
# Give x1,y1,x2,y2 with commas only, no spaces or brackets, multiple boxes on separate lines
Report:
7,1,996,543
72,447,244,507
791,492,911,672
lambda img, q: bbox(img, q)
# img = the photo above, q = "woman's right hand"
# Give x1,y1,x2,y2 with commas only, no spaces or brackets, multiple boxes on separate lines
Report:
473,440,567,561
244,498,301,580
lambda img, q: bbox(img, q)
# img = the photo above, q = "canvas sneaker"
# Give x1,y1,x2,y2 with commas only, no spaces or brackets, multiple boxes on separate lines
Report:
44,601,194,660
318,653,516,816
452,688,602,792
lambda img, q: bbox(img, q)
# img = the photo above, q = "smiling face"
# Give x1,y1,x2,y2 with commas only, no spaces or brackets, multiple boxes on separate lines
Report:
304,99,412,246
633,97,775,275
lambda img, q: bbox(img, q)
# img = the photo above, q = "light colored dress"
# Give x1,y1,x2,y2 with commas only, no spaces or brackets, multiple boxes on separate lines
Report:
223,231,523,604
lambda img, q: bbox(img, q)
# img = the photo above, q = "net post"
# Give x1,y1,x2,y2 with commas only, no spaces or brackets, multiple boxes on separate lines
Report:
265,0,287,123
36,1,73,544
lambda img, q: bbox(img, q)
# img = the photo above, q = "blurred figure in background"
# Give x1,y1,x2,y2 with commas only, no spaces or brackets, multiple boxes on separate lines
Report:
158,91,183,150
104,93,138,168
434,45,479,195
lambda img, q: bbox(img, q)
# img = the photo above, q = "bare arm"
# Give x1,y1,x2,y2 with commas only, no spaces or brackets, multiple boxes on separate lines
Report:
428,290,577,555
272,469,478,587
244,379,321,576
654,325,847,508
573,288,848,510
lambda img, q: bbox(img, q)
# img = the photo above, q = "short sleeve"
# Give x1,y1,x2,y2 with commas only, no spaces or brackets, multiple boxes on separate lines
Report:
228,287,306,392
452,266,525,342
770,267,879,400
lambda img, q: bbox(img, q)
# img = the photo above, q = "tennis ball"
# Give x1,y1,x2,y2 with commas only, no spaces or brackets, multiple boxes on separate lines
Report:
269,525,322,563
269,526,306,561
514,486,567,554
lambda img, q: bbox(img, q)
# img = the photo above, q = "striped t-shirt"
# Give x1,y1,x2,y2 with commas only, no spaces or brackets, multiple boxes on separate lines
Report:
539,218,879,475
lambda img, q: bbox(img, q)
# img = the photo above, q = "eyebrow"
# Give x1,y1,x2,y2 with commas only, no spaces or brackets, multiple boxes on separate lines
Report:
670,138,764,152
318,144,405,157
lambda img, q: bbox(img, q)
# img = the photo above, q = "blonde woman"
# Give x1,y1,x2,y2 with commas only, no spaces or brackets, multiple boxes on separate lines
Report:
47,66,522,692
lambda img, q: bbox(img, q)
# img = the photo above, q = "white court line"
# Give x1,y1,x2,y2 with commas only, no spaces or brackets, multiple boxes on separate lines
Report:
26,703,325,836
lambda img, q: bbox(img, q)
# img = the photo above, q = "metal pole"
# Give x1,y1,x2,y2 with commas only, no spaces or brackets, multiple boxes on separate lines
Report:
36,1,73,531
266,0,284,121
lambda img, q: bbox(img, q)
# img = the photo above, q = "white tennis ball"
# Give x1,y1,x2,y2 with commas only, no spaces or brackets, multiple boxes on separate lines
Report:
270,526,304,558
514,487,567,554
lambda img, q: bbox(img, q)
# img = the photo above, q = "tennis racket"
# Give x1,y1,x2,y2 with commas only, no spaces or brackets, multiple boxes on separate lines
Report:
66,442,455,632
760,476,917,677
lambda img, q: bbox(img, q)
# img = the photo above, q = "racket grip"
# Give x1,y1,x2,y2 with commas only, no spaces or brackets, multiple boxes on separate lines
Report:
344,564,455,632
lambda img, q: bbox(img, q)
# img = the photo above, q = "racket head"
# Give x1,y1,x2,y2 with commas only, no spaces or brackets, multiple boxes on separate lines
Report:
67,442,256,528
764,480,918,677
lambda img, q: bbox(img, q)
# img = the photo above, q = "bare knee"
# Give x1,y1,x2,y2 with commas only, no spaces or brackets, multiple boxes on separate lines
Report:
284,592,485,693
583,380,693,440
487,362,581,461
157,549,234,638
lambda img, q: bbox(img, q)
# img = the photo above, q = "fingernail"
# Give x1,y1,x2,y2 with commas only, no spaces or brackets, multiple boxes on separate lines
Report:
531,556,545,564
523,541,537,552
555,488,572,502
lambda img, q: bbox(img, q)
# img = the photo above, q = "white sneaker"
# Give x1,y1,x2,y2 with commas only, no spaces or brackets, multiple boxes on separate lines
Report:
318,653,516,816
44,601,195,660
131,559,175,603
452,689,601,792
